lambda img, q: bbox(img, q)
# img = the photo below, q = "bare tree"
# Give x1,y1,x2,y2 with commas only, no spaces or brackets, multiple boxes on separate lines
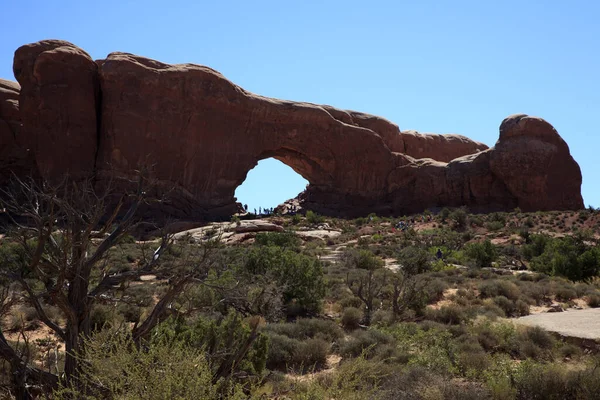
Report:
0,174,218,396
344,249,387,325
391,246,433,319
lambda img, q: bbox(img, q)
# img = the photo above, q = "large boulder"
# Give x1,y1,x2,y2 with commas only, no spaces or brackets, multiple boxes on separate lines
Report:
489,114,583,211
8,40,584,219
13,40,99,182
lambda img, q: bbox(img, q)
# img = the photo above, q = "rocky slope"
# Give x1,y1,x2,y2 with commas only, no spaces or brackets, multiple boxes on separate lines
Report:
0,40,584,219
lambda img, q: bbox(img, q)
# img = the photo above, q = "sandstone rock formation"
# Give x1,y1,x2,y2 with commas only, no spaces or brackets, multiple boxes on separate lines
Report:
13,40,99,182
2,40,584,220
0,78,35,183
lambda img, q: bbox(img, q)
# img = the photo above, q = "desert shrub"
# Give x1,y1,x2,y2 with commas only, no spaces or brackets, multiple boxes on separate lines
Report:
370,309,395,327
554,285,577,302
479,279,520,301
243,246,325,315
7,304,40,331
587,294,600,308
515,299,530,316
465,240,498,268
293,338,329,372
481,300,507,319
425,304,468,325
339,296,363,309
469,215,484,227
354,217,368,227
341,307,363,330
518,281,547,305
529,235,600,281
89,304,122,332
473,320,518,354
424,278,448,303
55,329,247,399
486,220,504,232
306,210,324,225
291,213,301,224
574,282,594,297
266,333,298,371
155,313,269,378
522,233,552,260
117,303,143,323
513,326,555,361
396,246,432,275
511,361,571,400
455,340,491,378
342,248,383,271
449,208,468,230
492,296,516,316
439,207,451,222
266,334,329,373
559,343,582,359
339,329,395,359
264,319,343,342
254,231,301,249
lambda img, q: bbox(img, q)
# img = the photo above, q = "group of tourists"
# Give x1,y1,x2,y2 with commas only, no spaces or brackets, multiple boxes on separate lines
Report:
254,207,275,216
393,214,433,231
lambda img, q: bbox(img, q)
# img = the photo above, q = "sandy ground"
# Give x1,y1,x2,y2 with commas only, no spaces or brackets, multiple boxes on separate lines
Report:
516,308,600,340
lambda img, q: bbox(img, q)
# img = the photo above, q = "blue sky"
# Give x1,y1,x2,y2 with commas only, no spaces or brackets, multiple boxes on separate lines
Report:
1,1,598,211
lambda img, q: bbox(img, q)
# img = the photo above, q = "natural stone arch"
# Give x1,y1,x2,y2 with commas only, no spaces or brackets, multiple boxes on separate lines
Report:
2,40,584,221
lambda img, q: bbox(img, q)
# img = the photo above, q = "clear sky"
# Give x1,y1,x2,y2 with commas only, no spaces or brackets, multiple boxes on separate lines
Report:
1,1,598,212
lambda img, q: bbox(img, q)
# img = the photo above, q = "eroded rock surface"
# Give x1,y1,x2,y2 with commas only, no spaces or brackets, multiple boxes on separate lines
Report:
13,40,99,182
0,78,35,182
5,40,584,219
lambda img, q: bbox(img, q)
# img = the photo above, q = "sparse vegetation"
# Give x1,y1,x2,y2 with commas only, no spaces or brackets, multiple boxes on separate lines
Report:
1,191,600,398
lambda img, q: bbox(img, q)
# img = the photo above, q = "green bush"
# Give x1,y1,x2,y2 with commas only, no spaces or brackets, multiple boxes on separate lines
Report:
424,278,449,303
265,334,329,373
341,307,363,329
425,304,468,325
293,338,329,372
439,207,451,222
254,231,301,249
479,280,520,301
465,240,498,268
396,246,432,275
554,285,577,301
244,246,325,315
306,210,324,225
154,313,269,378
264,319,343,342
55,329,248,399
528,235,600,281
89,304,122,332
485,221,504,232
449,208,468,230
339,329,395,359
342,249,383,271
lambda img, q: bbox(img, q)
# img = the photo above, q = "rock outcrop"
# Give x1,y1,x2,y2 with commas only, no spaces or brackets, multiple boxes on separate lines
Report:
13,40,99,182
0,78,35,183
3,40,584,219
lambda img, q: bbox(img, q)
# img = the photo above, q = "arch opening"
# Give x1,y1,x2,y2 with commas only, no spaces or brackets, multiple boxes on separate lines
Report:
234,158,309,215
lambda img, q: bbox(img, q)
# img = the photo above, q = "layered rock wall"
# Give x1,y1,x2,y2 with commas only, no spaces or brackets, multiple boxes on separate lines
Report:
0,40,584,219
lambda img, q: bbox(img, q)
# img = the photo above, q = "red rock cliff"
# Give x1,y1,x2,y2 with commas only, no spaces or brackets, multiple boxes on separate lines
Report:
4,40,583,219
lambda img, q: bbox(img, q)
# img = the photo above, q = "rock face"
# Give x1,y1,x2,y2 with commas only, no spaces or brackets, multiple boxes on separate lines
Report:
489,114,583,211
4,40,584,219
0,78,36,183
13,40,99,182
